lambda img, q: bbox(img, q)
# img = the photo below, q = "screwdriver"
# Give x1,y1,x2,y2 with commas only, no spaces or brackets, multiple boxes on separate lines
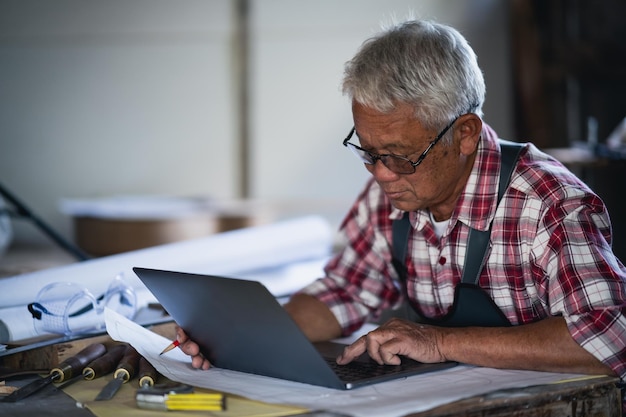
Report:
94,344,141,401
2,343,107,402
138,356,159,389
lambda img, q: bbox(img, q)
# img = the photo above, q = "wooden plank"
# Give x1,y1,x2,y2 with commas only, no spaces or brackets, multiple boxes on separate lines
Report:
407,376,622,417
0,343,58,374
0,321,177,373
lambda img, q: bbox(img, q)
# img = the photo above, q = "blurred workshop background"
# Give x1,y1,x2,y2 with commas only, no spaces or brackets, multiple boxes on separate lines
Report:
1,0,624,266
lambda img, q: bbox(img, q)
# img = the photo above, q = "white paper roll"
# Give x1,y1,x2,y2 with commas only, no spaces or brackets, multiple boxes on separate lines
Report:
0,216,333,342
0,304,40,342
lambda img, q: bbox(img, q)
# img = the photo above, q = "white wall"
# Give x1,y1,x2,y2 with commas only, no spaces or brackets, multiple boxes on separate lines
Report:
251,0,512,214
0,0,512,247
0,0,237,244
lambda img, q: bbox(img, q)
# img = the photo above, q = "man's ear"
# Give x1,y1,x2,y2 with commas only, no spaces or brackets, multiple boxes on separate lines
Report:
456,113,482,156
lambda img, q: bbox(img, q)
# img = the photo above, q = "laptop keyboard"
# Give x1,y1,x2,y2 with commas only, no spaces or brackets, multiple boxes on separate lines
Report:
324,357,418,382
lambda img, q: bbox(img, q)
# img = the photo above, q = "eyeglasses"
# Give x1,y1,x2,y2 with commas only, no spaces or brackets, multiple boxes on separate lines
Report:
342,116,459,175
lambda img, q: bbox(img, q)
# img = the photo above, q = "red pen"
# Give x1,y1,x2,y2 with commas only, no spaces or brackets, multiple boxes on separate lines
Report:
159,339,180,355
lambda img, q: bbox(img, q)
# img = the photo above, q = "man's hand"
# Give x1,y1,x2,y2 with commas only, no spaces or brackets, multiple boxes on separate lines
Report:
338,316,615,378
175,326,211,370
337,318,446,365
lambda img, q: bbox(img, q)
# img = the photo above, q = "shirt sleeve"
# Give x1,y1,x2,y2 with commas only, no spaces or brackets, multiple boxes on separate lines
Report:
298,179,402,336
534,192,626,379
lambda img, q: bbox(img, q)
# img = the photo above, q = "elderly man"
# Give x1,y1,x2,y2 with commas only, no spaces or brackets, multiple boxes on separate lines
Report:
180,19,626,391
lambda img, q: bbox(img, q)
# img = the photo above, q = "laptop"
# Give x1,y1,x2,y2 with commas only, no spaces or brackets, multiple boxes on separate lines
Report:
133,267,457,390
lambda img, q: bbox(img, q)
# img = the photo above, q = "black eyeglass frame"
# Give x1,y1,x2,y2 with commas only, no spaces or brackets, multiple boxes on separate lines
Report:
342,115,460,175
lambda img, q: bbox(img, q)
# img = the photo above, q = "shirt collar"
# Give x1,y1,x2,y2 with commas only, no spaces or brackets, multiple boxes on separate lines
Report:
389,123,502,233
454,124,501,231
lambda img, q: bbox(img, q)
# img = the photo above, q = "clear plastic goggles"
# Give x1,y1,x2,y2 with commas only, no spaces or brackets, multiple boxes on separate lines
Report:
28,273,136,336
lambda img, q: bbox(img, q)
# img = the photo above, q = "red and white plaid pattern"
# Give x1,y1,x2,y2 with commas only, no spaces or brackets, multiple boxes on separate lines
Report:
300,124,626,379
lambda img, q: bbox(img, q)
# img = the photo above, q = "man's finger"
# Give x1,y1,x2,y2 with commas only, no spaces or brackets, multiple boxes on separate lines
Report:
178,340,201,356
336,335,367,364
364,332,387,364
379,343,402,365
191,353,211,370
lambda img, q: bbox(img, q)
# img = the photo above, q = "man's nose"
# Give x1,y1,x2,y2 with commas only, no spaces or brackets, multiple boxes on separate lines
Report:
368,159,399,180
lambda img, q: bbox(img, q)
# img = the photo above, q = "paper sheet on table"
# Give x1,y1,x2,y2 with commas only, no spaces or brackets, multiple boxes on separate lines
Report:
105,308,591,417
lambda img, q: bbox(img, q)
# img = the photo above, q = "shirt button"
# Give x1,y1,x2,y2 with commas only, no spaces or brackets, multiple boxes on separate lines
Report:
438,257,446,265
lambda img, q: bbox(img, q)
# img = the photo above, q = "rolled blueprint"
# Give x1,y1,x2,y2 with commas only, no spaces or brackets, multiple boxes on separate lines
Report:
0,215,333,342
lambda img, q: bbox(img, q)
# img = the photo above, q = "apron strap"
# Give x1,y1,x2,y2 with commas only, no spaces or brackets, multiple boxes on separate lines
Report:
391,140,525,323
461,140,525,284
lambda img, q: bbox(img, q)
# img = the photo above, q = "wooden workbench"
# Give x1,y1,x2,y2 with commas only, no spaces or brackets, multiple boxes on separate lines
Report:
1,326,622,417
411,375,622,416
1,246,623,416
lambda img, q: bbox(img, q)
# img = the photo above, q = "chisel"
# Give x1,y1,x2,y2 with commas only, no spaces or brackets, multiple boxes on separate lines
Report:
94,344,140,401
2,343,107,402
82,344,128,381
56,343,128,390
137,356,159,389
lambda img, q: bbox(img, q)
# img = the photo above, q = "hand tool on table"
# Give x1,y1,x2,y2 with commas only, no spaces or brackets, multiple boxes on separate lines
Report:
94,344,140,401
137,356,159,389
1,343,107,402
137,391,226,411
136,384,225,411
57,343,128,390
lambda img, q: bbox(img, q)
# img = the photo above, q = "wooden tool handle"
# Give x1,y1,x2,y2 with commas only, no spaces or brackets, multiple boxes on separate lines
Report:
138,356,158,387
83,344,127,380
113,345,141,382
51,343,107,382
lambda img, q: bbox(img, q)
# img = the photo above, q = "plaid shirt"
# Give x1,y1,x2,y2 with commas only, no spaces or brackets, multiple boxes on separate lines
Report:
300,124,626,379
